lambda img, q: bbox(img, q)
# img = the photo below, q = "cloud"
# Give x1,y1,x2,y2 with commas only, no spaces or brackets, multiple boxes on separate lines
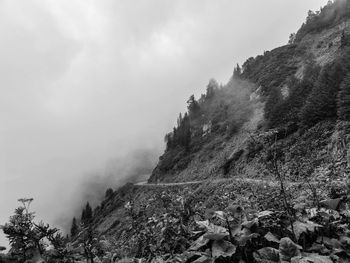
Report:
0,0,328,247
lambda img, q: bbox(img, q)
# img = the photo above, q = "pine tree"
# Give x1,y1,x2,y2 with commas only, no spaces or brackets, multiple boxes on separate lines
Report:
81,208,86,225
187,95,200,118
105,188,114,199
206,79,218,100
337,74,350,121
300,59,350,127
181,113,191,150
84,202,93,225
81,202,93,226
233,64,241,77
70,217,78,238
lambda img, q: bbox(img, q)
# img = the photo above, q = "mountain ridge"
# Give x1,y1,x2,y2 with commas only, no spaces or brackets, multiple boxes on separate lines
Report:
73,1,350,261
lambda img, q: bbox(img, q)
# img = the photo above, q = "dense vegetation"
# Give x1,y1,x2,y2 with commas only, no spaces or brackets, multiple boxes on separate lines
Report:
151,77,256,180
257,47,350,129
295,0,350,42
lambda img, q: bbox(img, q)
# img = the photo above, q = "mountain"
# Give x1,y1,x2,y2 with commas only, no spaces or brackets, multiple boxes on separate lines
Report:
4,1,350,262
145,1,350,185
82,1,350,262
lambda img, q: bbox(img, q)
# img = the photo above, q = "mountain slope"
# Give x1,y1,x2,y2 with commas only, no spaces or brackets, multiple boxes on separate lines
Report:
79,1,350,262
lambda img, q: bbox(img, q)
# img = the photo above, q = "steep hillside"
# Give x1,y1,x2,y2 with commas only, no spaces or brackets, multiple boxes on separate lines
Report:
146,0,350,184
74,1,350,262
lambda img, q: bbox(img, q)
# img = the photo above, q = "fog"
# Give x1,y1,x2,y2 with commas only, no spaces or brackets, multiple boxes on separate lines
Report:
0,0,328,247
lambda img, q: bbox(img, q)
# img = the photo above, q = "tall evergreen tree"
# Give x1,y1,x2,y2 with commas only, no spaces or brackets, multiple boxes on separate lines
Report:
70,217,78,238
233,64,241,77
187,95,200,118
206,79,218,100
181,113,191,150
81,202,93,226
337,74,350,121
81,208,86,225
300,59,350,127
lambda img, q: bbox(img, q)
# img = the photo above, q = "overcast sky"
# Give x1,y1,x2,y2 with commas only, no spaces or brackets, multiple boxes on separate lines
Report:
0,0,328,247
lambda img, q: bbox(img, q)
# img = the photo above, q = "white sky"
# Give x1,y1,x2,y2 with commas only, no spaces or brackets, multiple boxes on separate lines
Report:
0,0,328,248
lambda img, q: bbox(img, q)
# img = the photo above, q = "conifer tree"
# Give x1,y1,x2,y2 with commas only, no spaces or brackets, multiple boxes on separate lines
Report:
206,79,218,100
300,59,350,127
233,64,241,77
70,217,78,238
181,113,191,150
337,74,350,121
187,95,200,118
81,208,86,225
81,202,93,226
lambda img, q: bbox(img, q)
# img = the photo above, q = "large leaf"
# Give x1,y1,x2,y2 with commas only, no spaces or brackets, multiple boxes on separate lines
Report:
150,257,165,263
291,254,333,263
227,205,244,216
242,218,258,230
191,255,214,263
253,247,279,263
320,198,342,210
203,230,228,241
211,240,236,259
264,232,280,244
279,237,301,263
236,228,260,246
196,220,228,238
257,211,274,218
213,211,226,221
290,220,322,241
316,236,342,249
196,220,210,229
202,224,228,241
189,235,210,251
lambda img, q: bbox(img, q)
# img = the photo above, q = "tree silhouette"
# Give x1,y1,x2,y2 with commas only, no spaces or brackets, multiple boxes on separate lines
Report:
2,198,60,262
81,202,93,226
187,95,200,118
70,217,79,238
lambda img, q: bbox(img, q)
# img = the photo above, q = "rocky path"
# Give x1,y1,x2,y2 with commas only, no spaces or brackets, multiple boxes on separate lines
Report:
134,177,301,187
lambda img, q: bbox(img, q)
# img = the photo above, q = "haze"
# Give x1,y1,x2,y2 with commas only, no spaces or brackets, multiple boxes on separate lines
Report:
0,0,328,247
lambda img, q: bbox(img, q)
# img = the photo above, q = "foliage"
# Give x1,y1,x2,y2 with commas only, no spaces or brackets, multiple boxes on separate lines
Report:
341,30,350,48
295,0,350,42
299,57,350,127
165,113,191,151
2,198,71,263
81,202,93,226
96,174,350,263
187,95,201,119
263,64,320,129
70,217,78,238
124,190,194,260
241,45,303,91
233,64,241,78
337,74,350,121
105,188,114,199
74,225,105,263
